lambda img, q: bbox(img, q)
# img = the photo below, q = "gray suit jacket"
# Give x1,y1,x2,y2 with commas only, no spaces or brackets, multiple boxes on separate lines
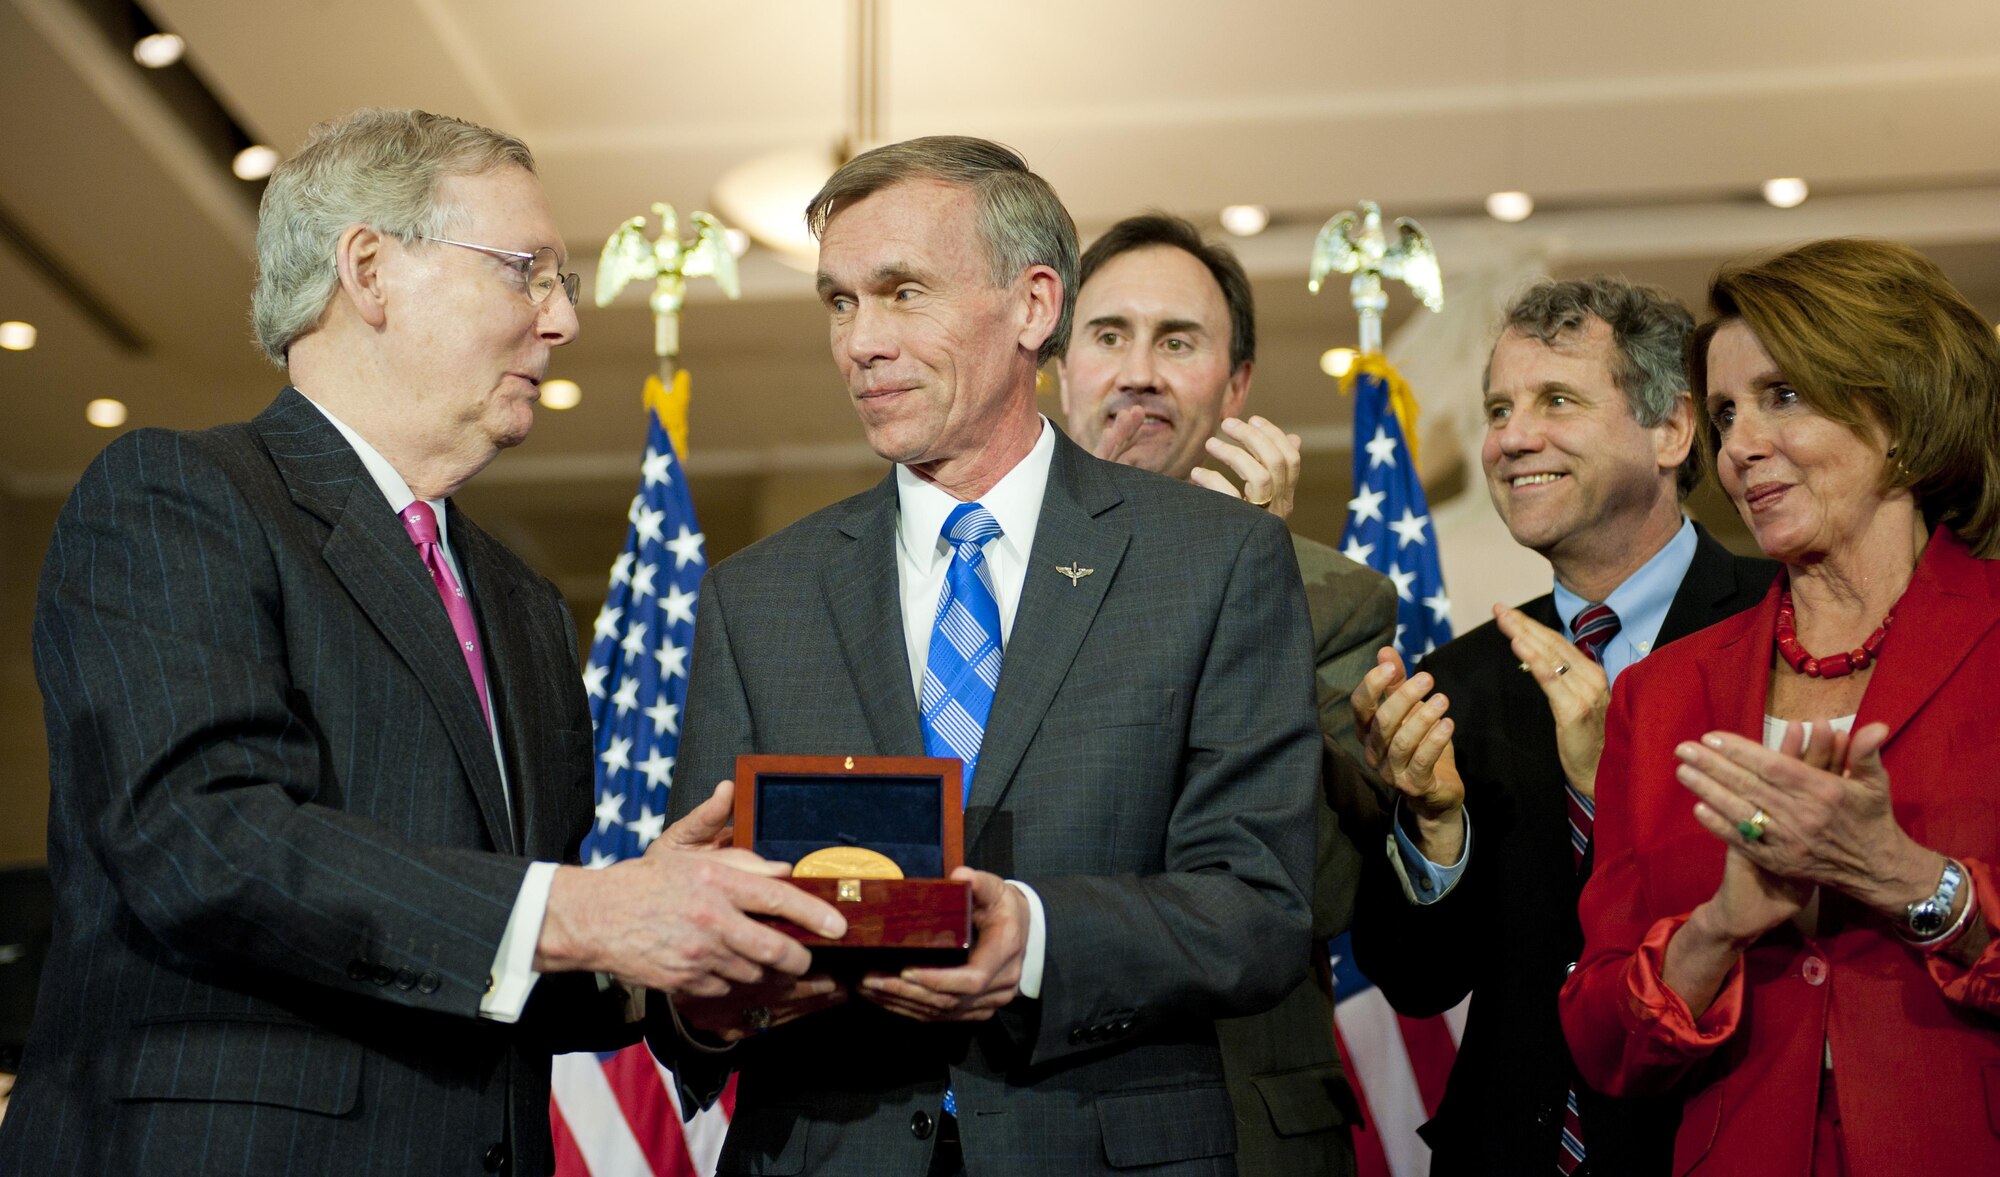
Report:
0,390,629,1177
661,430,1320,1176
1215,536,1395,1177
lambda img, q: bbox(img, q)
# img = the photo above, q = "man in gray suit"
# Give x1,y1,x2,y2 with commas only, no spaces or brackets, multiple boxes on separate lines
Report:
0,108,840,1177
659,137,1320,1176
1055,214,1395,1176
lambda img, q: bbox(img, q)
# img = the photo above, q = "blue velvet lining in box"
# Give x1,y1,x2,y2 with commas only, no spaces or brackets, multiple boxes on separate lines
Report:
752,773,946,878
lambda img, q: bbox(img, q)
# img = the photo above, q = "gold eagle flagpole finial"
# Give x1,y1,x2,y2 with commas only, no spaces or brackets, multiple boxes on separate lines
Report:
595,202,743,387
1308,200,1442,356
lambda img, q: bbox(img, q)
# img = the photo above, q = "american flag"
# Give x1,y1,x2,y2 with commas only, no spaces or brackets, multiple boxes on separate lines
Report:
550,372,734,1177
1338,357,1452,660
1332,355,1463,1176
1330,932,1467,1177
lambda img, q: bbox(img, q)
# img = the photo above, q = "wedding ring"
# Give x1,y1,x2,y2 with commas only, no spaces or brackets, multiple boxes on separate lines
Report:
744,1006,773,1031
1736,809,1770,842
1554,663,1570,677
1518,661,1533,673
1246,492,1275,507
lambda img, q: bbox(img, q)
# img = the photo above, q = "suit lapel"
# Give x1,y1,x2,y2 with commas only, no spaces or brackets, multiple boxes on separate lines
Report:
256,390,516,853
823,476,928,758
1856,528,2000,744
1659,522,1768,646
966,436,1128,847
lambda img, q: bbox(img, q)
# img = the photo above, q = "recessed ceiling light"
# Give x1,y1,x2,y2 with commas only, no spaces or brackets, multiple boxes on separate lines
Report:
132,33,185,69
723,228,751,258
232,145,280,181
1220,205,1271,237
0,321,36,350
1762,177,1809,209
1320,347,1358,379
86,398,128,428
540,379,582,410
1485,191,1534,223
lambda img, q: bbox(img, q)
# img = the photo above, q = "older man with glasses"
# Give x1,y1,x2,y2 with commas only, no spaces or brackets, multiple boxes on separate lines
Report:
0,107,842,1177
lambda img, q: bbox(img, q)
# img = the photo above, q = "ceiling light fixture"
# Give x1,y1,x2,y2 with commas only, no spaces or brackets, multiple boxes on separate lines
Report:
1220,205,1271,237
0,321,36,350
712,0,883,267
540,379,582,410
1320,347,1358,379
1762,177,1809,209
1485,190,1534,223
232,145,279,181
86,398,128,428
132,32,185,69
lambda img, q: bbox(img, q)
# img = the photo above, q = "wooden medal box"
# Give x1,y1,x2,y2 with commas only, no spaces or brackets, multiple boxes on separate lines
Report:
733,754,972,971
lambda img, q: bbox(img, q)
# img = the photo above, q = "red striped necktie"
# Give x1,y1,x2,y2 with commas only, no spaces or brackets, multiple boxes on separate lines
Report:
1558,602,1619,1174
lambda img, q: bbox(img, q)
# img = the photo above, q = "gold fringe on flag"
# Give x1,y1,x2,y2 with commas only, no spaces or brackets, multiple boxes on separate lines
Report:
642,369,693,461
1341,353,1424,476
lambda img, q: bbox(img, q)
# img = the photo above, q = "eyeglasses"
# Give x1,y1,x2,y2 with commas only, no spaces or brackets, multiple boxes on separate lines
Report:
417,235,580,307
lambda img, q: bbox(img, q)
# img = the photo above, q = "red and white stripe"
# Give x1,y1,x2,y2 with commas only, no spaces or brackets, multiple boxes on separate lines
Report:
551,1048,735,1177
1335,994,1468,1177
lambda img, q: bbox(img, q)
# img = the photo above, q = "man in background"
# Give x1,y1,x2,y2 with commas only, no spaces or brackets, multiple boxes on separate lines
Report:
1348,278,1775,1175
1055,212,1395,1176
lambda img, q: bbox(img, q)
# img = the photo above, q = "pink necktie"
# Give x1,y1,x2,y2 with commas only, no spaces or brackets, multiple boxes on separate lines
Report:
399,501,491,730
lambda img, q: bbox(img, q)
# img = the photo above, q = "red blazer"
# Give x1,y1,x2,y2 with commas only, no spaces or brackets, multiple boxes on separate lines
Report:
1559,527,2000,1176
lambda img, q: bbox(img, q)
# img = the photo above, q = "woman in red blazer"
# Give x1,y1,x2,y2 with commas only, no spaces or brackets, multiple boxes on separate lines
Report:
1558,238,2000,1177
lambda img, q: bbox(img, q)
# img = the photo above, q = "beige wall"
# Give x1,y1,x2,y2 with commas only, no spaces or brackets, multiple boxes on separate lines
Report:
0,490,56,868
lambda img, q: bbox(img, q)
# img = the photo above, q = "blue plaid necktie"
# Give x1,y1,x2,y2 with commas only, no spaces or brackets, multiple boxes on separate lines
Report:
921,503,1004,805
922,503,1002,1124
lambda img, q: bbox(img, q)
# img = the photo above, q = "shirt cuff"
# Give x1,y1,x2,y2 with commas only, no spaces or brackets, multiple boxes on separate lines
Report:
479,860,558,1023
1387,799,1470,906
1007,880,1048,1000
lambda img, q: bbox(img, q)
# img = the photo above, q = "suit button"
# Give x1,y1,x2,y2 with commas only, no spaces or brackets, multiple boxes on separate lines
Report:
1537,1103,1559,1127
417,971,442,994
910,1110,934,1139
371,964,395,986
1068,1027,1086,1045
1802,955,1828,986
482,1142,509,1172
394,968,418,990
347,959,369,981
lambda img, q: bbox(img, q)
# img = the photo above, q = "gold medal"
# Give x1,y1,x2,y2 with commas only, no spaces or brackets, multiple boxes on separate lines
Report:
792,846,905,880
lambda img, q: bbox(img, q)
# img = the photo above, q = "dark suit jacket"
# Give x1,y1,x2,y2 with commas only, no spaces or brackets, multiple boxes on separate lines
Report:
0,390,629,1177
1563,526,2000,1177
660,430,1320,1177
1215,535,1394,1177
1350,522,1774,1176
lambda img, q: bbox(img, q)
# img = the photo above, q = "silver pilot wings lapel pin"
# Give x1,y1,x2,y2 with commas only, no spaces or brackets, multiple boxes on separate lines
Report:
1055,562,1094,586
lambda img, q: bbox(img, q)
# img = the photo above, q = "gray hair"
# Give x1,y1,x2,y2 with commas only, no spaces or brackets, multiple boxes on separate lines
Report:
251,108,535,365
804,135,1078,363
1493,277,1701,495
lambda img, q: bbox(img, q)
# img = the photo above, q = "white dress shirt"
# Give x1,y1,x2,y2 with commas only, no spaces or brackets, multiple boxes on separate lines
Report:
893,417,1056,999
302,393,552,1023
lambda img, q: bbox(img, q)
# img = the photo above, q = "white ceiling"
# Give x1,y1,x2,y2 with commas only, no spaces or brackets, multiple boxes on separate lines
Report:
4,0,2000,573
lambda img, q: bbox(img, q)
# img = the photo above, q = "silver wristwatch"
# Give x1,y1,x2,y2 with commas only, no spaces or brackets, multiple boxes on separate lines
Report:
1904,857,1965,941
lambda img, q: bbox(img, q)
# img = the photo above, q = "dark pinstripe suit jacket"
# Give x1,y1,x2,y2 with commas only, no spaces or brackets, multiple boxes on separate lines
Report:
659,430,1320,1177
0,390,630,1177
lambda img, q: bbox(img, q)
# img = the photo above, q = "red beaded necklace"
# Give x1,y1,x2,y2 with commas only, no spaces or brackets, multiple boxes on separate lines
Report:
1774,590,1893,678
